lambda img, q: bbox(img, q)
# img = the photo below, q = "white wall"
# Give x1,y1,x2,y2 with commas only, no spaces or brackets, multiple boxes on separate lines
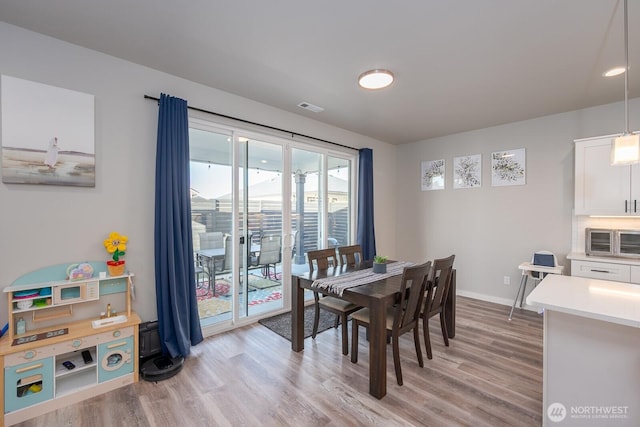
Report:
396,98,640,305
3,21,639,326
0,23,395,327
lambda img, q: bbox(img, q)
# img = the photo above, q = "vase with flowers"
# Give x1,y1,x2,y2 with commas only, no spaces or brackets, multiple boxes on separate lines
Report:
104,231,128,276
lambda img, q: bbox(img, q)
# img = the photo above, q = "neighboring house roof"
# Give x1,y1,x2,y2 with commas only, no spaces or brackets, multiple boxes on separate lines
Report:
213,174,348,201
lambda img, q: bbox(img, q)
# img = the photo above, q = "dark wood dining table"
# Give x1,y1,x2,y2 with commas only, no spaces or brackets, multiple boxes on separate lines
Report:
291,260,456,399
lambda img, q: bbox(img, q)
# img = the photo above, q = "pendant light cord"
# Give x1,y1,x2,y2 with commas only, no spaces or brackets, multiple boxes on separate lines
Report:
624,0,630,134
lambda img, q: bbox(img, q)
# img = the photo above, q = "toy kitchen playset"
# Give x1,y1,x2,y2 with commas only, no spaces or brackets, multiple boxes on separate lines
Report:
0,261,140,427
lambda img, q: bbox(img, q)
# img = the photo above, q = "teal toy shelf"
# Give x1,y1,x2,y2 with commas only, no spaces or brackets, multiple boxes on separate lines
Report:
3,262,134,342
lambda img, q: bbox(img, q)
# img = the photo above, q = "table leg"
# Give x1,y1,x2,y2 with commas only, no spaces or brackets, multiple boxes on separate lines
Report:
369,297,387,399
291,276,304,352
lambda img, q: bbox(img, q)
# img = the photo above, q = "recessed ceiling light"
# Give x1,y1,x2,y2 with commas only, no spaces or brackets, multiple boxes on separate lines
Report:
603,67,626,77
358,69,394,90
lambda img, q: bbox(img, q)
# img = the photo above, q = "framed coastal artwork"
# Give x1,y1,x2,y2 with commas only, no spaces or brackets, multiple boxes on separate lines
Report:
1,75,95,187
453,154,481,189
421,159,445,191
491,148,525,186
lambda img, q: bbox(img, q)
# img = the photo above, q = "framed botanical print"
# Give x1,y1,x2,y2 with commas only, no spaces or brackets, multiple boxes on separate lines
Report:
491,148,525,186
453,154,481,189
421,159,445,191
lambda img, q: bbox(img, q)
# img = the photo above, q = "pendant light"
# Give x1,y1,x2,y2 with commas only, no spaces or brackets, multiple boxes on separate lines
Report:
611,0,639,165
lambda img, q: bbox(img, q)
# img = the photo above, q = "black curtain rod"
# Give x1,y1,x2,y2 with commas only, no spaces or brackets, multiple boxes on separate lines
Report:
144,94,357,151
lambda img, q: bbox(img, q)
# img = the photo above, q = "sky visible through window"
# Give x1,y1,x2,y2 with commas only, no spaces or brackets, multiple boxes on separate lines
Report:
191,162,349,200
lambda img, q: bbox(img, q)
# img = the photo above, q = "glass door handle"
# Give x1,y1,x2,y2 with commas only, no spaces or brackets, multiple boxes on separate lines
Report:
283,233,295,249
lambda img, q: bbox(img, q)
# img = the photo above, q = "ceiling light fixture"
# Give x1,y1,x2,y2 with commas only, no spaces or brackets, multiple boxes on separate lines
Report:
603,67,626,77
358,69,394,90
611,0,640,165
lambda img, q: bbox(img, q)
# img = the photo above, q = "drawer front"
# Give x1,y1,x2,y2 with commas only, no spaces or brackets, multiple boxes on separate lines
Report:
93,326,133,343
4,340,63,367
4,357,54,413
571,260,631,282
630,266,640,284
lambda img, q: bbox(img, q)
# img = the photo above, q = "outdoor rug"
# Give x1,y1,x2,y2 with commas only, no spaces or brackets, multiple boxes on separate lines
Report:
197,297,231,319
247,274,281,289
258,305,337,341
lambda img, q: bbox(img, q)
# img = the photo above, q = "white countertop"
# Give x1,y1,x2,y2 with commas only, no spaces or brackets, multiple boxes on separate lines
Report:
526,274,640,328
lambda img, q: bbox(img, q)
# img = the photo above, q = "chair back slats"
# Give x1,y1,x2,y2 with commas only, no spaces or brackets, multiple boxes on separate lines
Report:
394,262,431,333
424,255,455,316
258,234,282,264
199,232,224,249
307,248,338,271
338,244,363,266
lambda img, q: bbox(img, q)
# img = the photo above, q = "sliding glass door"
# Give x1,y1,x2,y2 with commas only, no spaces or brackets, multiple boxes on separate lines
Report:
189,117,356,333
189,123,234,327
291,150,353,277
239,136,284,318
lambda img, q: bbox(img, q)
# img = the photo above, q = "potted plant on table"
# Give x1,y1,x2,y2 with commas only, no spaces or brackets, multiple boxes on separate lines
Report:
104,231,128,276
373,255,388,274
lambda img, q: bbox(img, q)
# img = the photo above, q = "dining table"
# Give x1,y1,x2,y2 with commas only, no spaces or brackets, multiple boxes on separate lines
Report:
196,244,261,285
291,260,456,399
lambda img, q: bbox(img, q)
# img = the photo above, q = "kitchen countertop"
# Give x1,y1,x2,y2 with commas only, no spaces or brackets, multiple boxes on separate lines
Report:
526,274,640,328
568,252,640,265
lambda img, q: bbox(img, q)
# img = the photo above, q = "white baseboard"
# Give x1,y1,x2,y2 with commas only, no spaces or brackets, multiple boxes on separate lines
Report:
456,289,537,312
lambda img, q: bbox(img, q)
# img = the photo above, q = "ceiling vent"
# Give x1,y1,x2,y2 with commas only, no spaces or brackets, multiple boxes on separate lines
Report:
297,101,324,113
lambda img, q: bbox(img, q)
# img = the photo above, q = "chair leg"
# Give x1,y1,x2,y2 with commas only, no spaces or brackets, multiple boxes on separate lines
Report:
350,320,359,363
423,315,433,360
340,313,349,355
508,275,527,320
210,269,216,297
413,325,424,368
333,314,340,329
392,334,403,386
312,302,320,339
439,312,450,347
519,280,528,308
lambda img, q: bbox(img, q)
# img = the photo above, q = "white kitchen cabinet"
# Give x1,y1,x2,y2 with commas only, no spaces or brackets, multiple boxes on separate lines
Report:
574,136,640,216
570,259,631,282
630,265,640,284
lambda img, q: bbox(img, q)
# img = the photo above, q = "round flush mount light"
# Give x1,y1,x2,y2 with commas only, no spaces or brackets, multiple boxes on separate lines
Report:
603,67,626,77
358,69,394,90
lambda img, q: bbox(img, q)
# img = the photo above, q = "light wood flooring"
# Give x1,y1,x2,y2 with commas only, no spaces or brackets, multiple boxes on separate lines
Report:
15,297,543,427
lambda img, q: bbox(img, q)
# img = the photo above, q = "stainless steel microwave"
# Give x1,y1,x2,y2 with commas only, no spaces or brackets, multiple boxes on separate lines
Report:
586,228,640,258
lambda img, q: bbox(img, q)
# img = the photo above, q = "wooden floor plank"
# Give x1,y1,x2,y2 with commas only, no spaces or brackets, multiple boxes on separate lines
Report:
14,296,543,427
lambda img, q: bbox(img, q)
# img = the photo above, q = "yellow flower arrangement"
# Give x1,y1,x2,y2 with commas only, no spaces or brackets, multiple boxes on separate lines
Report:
104,232,128,262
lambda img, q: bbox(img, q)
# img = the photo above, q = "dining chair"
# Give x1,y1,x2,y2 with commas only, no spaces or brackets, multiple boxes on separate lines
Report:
199,231,225,273
256,233,282,278
508,250,562,320
421,254,455,360
199,231,224,250
350,262,432,386
197,232,224,295
307,248,360,355
194,262,210,293
337,244,363,266
222,233,256,272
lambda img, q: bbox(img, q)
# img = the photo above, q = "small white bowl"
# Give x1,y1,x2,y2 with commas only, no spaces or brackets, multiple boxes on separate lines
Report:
17,300,33,310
